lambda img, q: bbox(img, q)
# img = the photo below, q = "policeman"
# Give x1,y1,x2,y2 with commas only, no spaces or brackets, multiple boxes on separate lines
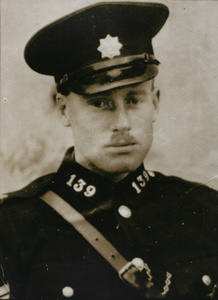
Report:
0,2,217,299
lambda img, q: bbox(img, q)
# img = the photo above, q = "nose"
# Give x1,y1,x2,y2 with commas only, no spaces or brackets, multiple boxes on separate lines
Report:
112,101,131,132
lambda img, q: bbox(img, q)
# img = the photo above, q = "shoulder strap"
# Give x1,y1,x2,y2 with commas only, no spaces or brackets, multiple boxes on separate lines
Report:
40,190,127,272
40,190,157,293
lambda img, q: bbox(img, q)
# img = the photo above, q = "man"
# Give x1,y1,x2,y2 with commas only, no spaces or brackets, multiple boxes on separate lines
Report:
0,2,217,299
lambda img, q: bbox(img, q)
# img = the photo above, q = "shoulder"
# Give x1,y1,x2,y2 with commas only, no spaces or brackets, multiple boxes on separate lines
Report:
147,171,218,219
149,171,218,225
146,172,218,246
151,171,218,199
0,173,57,241
0,172,56,205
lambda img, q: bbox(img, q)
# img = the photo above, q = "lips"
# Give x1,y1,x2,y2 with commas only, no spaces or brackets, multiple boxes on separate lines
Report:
108,142,136,147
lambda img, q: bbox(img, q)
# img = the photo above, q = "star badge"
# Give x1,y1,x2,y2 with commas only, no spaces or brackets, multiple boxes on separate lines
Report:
97,34,123,59
106,69,122,78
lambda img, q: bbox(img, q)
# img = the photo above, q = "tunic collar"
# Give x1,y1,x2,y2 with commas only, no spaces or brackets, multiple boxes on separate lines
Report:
53,147,153,212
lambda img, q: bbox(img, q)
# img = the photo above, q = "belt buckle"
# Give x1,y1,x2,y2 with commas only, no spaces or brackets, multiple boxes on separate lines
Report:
118,261,134,280
118,259,144,289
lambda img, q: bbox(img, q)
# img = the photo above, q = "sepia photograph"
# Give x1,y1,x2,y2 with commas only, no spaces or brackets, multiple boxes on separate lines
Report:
0,0,218,299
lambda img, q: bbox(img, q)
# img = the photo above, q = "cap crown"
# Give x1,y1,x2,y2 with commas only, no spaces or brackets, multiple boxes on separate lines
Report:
25,2,169,78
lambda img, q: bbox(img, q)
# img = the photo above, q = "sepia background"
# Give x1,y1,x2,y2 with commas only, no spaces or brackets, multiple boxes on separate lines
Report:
1,0,218,193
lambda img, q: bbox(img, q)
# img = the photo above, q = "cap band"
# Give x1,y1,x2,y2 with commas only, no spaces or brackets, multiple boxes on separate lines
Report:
57,53,159,94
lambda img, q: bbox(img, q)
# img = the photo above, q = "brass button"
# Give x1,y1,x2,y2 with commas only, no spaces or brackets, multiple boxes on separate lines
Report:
202,275,212,286
118,205,132,218
132,257,145,271
62,286,74,297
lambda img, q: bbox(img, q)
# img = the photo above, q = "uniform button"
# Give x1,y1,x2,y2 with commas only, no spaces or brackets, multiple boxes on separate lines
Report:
62,286,74,297
202,275,212,286
132,257,145,271
118,205,132,218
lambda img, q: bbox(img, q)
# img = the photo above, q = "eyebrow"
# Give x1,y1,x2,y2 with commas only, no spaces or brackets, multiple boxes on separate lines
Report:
126,90,148,97
126,91,138,97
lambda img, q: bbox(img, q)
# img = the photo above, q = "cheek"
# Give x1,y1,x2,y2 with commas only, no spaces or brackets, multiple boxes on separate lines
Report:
69,111,106,145
70,119,91,144
130,105,154,133
66,108,86,143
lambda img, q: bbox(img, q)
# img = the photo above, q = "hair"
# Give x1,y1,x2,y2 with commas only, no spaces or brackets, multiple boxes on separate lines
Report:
56,81,72,97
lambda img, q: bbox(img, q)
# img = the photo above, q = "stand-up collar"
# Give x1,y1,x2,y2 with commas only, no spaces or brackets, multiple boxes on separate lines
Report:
54,147,153,212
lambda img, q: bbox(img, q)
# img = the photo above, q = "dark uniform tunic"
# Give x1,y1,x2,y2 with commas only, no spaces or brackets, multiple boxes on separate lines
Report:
0,148,217,299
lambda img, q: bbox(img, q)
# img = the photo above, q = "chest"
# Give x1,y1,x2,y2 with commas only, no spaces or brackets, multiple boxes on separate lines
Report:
12,200,216,299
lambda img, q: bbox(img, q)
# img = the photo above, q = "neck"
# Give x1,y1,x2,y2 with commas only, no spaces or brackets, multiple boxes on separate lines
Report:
92,168,130,183
74,158,130,183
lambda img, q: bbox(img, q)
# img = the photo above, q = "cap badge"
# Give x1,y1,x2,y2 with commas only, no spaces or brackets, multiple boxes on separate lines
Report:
97,34,123,59
106,69,122,78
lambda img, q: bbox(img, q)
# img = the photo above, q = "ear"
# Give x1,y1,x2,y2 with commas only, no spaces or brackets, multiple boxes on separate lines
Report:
56,93,71,127
151,88,160,122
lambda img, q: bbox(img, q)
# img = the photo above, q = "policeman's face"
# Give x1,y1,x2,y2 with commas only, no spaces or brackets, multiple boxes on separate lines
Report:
58,80,159,181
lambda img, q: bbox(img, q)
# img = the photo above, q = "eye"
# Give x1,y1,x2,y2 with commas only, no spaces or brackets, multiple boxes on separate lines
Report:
89,100,106,108
125,96,139,105
87,98,114,110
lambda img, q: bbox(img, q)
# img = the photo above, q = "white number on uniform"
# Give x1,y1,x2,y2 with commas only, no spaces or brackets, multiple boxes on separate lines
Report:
132,182,142,194
66,174,76,187
137,175,146,187
84,185,96,197
66,174,96,197
132,171,149,194
73,179,86,192
143,170,149,181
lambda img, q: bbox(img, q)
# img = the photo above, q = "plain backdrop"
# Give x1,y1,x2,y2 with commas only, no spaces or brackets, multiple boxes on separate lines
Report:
1,0,218,193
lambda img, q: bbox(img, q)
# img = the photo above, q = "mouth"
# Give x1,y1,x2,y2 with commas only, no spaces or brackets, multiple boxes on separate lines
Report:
105,143,137,154
106,142,136,147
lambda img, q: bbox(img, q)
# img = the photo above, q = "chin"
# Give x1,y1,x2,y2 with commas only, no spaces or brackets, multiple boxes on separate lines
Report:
98,155,143,174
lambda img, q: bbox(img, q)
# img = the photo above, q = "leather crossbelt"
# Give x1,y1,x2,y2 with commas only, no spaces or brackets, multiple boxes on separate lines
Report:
40,190,161,296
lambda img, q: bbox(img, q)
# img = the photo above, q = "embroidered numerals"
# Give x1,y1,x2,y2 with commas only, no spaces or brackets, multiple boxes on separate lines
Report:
73,179,86,192
84,185,96,197
66,174,96,197
66,174,76,187
131,170,150,194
